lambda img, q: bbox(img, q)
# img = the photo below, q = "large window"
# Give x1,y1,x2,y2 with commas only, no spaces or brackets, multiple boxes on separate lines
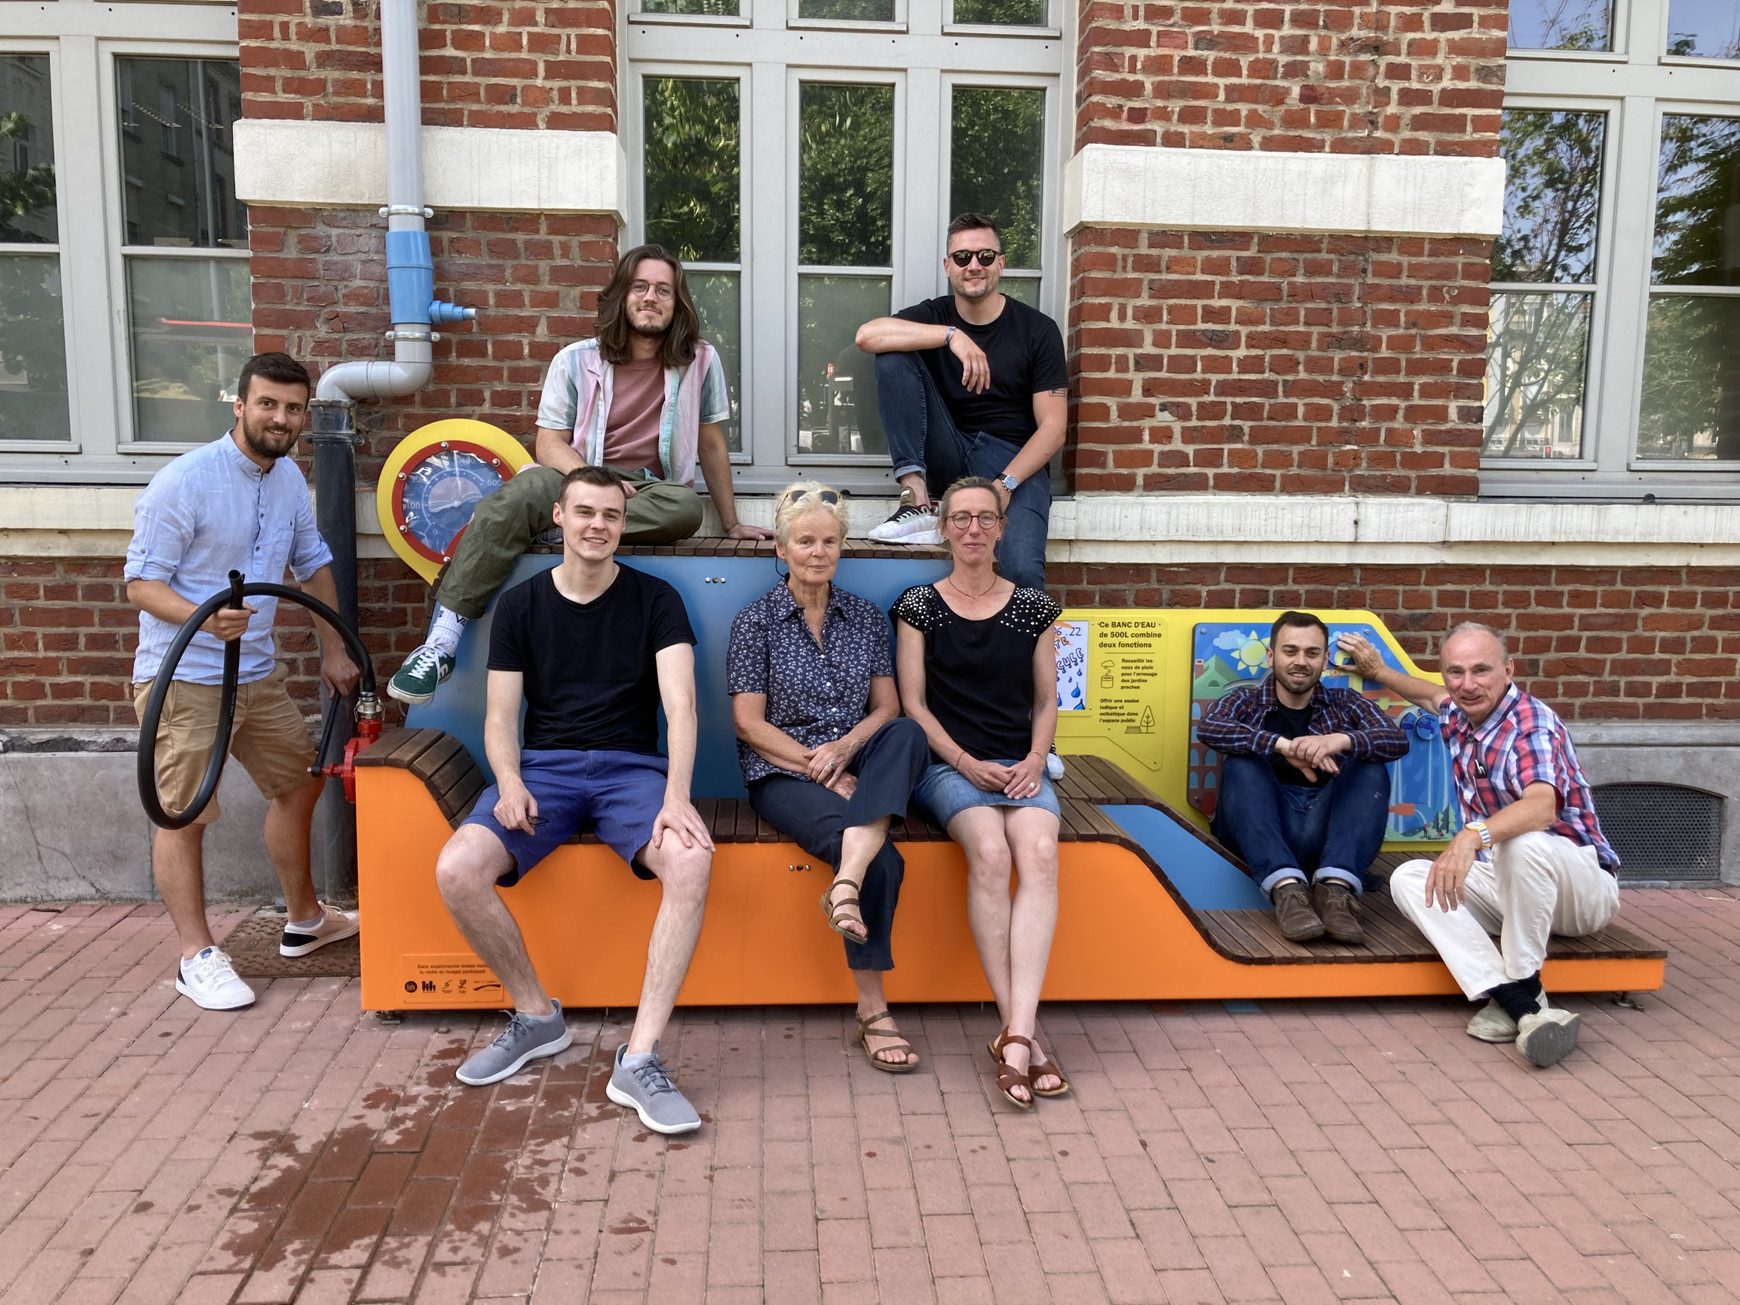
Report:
0,4,239,479
626,0,1064,490
1490,0,1740,496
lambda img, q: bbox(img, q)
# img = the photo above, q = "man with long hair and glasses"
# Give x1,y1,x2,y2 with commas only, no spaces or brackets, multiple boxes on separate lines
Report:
853,213,1068,593
390,244,770,706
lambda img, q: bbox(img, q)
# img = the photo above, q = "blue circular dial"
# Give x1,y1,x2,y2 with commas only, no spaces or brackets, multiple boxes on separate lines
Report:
400,447,507,558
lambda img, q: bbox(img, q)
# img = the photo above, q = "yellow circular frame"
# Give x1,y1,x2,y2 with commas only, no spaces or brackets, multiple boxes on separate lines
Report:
377,418,534,583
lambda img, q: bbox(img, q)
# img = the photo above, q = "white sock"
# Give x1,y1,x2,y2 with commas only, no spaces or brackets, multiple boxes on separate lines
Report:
426,605,468,656
288,914,324,933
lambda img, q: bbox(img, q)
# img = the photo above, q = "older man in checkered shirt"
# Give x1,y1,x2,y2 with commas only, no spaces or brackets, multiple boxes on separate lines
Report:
1341,622,1620,1069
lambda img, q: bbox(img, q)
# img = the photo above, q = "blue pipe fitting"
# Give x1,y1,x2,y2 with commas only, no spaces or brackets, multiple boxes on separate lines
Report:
385,229,435,325
429,301,477,324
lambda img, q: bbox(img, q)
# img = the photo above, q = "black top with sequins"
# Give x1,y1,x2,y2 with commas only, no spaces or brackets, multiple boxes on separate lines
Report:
891,584,1062,763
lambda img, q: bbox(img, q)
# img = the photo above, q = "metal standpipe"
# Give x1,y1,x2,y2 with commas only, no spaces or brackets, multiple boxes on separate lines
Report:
301,0,476,898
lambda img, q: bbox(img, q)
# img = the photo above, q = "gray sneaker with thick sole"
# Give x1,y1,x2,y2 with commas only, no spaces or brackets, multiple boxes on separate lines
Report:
456,1000,572,1086
1516,1005,1581,1068
606,1042,702,1135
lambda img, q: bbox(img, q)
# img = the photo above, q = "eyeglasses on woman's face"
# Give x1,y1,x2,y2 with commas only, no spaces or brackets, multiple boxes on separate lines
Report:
945,510,1003,531
947,249,1003,268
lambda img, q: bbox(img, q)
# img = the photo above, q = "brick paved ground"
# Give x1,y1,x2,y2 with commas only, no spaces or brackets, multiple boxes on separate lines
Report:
0,890,1737,1304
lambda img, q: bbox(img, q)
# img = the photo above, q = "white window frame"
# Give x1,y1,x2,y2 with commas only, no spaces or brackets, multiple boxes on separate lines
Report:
1490,0,1740,499
0,1,238,485
624,0,1067,493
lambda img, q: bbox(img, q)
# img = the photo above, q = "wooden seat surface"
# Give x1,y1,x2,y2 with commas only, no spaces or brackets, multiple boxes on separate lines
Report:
356,729,1665,971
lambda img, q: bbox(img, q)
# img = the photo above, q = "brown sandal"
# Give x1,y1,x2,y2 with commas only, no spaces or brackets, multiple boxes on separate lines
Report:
1026,1046,1070,1098
820,877,867,940
855,1010,918,1074
989,1027,1034,1109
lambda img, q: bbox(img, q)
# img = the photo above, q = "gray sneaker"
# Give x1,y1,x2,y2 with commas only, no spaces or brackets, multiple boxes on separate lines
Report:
1516,1005,1581,1068
455,1000,571,1086
606,1042,701,1135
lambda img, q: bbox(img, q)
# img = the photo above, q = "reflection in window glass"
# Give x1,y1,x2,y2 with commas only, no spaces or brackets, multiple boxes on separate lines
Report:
127,257,251,442
117,58,246,249
797,275,890,456
951,87,1045,269
689,272,743,452
1652,115,1740,286
799,83,893,267
798,0,896,19
1666,0,1740,58
1484,293,1591,459
1,55,69,441
1506,0,1612,50
0,257,70,441
645,78,739,262
1001,276,1040,307
642,0,739,13
1,55,57,244
953,0,1047,23
1639,296,1740,459
1493,110,1605,284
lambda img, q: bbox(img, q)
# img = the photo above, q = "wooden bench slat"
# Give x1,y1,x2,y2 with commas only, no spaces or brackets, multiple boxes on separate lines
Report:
407,733,468,783
434,769,487,826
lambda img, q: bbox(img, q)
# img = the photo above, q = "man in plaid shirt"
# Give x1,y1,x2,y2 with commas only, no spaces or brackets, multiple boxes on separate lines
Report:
1199,612,1409,946
1342,622,1619,1069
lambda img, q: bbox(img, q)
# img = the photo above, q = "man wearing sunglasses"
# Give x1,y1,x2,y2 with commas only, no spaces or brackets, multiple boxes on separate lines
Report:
853,213,1068,590
390,244,771,707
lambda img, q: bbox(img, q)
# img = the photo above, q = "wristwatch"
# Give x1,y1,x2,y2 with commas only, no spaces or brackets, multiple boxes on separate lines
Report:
997,472,1019,493
1465,819,1493,850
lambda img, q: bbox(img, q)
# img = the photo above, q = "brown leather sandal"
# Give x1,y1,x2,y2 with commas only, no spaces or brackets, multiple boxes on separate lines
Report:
1026,1046,1070,1098
855,1009,918,1074
989,1026,1034,1109
820,877,867,940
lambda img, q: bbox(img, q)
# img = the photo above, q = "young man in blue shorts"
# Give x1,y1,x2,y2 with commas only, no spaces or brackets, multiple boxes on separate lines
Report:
432,465,714,1133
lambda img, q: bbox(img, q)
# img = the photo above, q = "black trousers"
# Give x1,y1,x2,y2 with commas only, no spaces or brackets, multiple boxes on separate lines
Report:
747,718,930,972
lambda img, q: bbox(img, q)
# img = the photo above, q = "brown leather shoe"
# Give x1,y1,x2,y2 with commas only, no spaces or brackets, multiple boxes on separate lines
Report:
1313,881,1365,944
1272,880,1325,942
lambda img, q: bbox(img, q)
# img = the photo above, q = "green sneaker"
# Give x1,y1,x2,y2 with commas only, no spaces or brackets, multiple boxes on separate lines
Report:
387,643,455,705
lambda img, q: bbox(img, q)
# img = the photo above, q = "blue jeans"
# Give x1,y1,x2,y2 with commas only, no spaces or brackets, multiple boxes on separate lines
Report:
1210,753,1391,899
874,351,1052,591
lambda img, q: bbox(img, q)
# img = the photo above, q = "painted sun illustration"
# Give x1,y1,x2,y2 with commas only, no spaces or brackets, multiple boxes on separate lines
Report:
1235,637,1267,673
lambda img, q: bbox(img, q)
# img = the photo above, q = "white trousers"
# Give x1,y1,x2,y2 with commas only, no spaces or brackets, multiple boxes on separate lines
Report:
1391,831,1619,999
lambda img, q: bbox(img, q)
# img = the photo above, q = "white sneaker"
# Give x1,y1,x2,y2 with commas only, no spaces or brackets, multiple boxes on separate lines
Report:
1468,992,1552,1043
867,502,941,546
1045,748,1066,781
176,947,256,1010
279,904,361,957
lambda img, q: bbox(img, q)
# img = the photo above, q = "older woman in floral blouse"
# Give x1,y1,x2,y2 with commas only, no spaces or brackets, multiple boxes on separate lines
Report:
727,482,930,1071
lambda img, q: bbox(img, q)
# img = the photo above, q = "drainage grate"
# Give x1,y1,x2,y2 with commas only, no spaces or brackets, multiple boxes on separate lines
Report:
1593,783,1723,882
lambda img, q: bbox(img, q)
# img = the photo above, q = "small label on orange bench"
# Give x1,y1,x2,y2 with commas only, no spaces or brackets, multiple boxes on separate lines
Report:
400,955,503,1004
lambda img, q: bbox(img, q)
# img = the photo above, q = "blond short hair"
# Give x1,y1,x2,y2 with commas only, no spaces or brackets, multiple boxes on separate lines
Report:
773,481,849,547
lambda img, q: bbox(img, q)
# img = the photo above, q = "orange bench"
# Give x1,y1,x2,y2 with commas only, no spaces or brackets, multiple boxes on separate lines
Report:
355,731,1666,1012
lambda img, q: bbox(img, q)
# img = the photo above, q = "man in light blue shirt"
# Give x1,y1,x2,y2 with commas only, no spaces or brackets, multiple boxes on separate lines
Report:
126,352,362,1011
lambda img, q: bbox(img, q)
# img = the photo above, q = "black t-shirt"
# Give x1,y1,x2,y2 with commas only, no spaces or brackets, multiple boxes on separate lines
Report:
488,564,696,755
1265,701,1326,788
892,584,1063,763
893,295,1069,444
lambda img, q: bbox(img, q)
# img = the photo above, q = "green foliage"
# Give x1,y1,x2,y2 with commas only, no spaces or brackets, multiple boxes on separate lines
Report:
642,0,739,13
799,84,893,268
0,255,70,440
1651,115,1740,288
952,0,1046,24
0,111,56,244
797,0,895,19
1638,296,1740,460
950,87,1046,268
643,78,740,264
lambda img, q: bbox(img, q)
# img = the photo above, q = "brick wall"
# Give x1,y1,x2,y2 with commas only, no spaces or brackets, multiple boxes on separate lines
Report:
241,0,621,477
1067,1,1505,496
1075,0,1506,156
7,558,1736,727
1068,228,1489,495
0,557,429,729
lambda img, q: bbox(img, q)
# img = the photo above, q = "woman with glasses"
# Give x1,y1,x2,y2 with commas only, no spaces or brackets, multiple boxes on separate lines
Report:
892,476,1067,1108
728,483,931,1072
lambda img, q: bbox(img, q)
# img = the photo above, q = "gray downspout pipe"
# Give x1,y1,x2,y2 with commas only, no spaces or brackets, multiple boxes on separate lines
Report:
307,0,475,897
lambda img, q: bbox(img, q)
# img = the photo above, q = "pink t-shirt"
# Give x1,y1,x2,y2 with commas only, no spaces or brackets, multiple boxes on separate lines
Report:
603,358,665,478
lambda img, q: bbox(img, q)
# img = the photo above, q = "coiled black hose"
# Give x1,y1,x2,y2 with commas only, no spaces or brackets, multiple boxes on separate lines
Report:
137,569,377,829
